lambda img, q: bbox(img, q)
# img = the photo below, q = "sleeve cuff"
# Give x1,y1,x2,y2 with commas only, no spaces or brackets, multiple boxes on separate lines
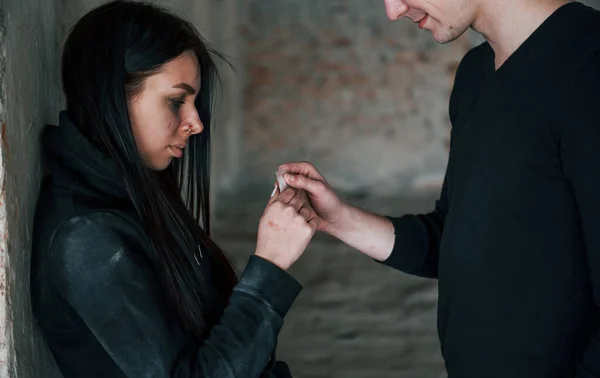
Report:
377,215,429,273
236,255,303,317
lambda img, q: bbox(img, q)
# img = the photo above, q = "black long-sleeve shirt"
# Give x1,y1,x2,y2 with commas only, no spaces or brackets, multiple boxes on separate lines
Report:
382,2,600,377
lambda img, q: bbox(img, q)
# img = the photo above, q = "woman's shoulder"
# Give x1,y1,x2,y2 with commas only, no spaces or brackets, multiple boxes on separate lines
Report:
46,211,152,288
52,211,145,248
31,211,164,347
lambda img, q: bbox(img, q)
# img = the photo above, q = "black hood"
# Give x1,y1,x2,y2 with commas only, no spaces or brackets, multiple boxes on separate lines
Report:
42,111,127,202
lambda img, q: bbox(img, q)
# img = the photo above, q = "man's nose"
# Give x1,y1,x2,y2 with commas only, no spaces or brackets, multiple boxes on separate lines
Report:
384,0,409,20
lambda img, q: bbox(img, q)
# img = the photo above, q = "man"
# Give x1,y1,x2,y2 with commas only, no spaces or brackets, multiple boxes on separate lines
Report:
279,0,600,376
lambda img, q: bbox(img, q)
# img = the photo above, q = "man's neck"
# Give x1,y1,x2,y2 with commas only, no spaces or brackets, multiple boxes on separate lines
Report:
473,0,573,70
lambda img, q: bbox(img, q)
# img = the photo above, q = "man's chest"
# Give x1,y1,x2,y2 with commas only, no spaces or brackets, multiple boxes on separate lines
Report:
446,76,571,207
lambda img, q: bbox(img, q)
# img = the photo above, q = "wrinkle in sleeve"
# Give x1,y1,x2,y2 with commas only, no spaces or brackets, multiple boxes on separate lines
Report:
49,214,301,378
560,50,600,378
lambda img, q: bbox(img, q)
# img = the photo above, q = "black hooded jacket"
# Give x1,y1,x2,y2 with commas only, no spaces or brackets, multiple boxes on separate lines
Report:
30,111,301,378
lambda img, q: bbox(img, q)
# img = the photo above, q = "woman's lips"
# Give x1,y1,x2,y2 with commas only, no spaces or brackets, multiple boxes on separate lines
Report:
170,145,184,158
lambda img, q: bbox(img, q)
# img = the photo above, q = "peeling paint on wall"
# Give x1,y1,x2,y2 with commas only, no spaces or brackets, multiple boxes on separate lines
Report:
0,7,14,378
3,0,64,376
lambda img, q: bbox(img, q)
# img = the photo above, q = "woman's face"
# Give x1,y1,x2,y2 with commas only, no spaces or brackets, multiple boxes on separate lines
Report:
128,50,203,171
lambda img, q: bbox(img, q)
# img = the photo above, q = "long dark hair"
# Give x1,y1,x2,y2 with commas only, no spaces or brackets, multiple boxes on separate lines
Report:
61,0,238,340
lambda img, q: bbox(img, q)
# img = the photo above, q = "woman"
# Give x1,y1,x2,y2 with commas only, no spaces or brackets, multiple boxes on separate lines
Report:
30,1,319,377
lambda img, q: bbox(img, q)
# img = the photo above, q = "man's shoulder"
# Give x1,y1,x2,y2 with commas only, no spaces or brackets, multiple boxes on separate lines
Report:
567,2,600,54
452,42,491,88
561,3,600,89
447,42,491,125
576,1,600,27
459,42,491,69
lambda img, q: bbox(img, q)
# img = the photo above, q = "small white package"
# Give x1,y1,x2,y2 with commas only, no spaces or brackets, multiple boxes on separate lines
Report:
271,170,288,197
276,170,288,192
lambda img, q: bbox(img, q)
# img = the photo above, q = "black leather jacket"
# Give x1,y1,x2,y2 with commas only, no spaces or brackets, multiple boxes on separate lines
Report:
30,112,301,378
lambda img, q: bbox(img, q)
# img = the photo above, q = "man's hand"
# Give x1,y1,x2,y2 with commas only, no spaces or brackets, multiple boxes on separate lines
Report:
276,161,396,262
276,162,347,233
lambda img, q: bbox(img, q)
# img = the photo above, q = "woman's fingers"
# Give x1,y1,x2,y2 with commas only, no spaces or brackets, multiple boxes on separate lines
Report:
298,207,312,221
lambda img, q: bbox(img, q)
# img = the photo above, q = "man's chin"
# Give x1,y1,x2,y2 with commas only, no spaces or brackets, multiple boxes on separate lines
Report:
430,28,466,44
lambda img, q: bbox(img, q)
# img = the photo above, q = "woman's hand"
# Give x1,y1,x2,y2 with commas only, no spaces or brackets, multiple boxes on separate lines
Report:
255,186,320,271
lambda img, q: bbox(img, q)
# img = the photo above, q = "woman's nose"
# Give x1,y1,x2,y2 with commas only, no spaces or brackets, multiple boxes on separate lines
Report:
181,109,204,136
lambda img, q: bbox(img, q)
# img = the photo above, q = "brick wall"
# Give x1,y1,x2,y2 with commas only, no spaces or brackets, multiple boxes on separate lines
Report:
237,0,474,196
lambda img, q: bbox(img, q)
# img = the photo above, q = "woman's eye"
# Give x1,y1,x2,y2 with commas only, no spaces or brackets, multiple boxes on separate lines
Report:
169,99,185,111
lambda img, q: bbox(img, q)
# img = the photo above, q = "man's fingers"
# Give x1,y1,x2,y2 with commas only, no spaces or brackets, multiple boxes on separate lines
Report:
294,188,309,202
289,196,305,212
278,161,325,181
283,174,325,196
276,187,297,204
308,216,321,231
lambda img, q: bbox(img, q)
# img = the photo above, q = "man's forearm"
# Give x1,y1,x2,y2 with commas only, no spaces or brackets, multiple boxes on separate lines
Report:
326,205,395,261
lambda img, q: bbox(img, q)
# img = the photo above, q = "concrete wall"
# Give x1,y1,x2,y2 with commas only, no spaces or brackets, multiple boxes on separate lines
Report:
583,0,600,10
208,0,243,197
0,8,8,375
1,0,64,376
